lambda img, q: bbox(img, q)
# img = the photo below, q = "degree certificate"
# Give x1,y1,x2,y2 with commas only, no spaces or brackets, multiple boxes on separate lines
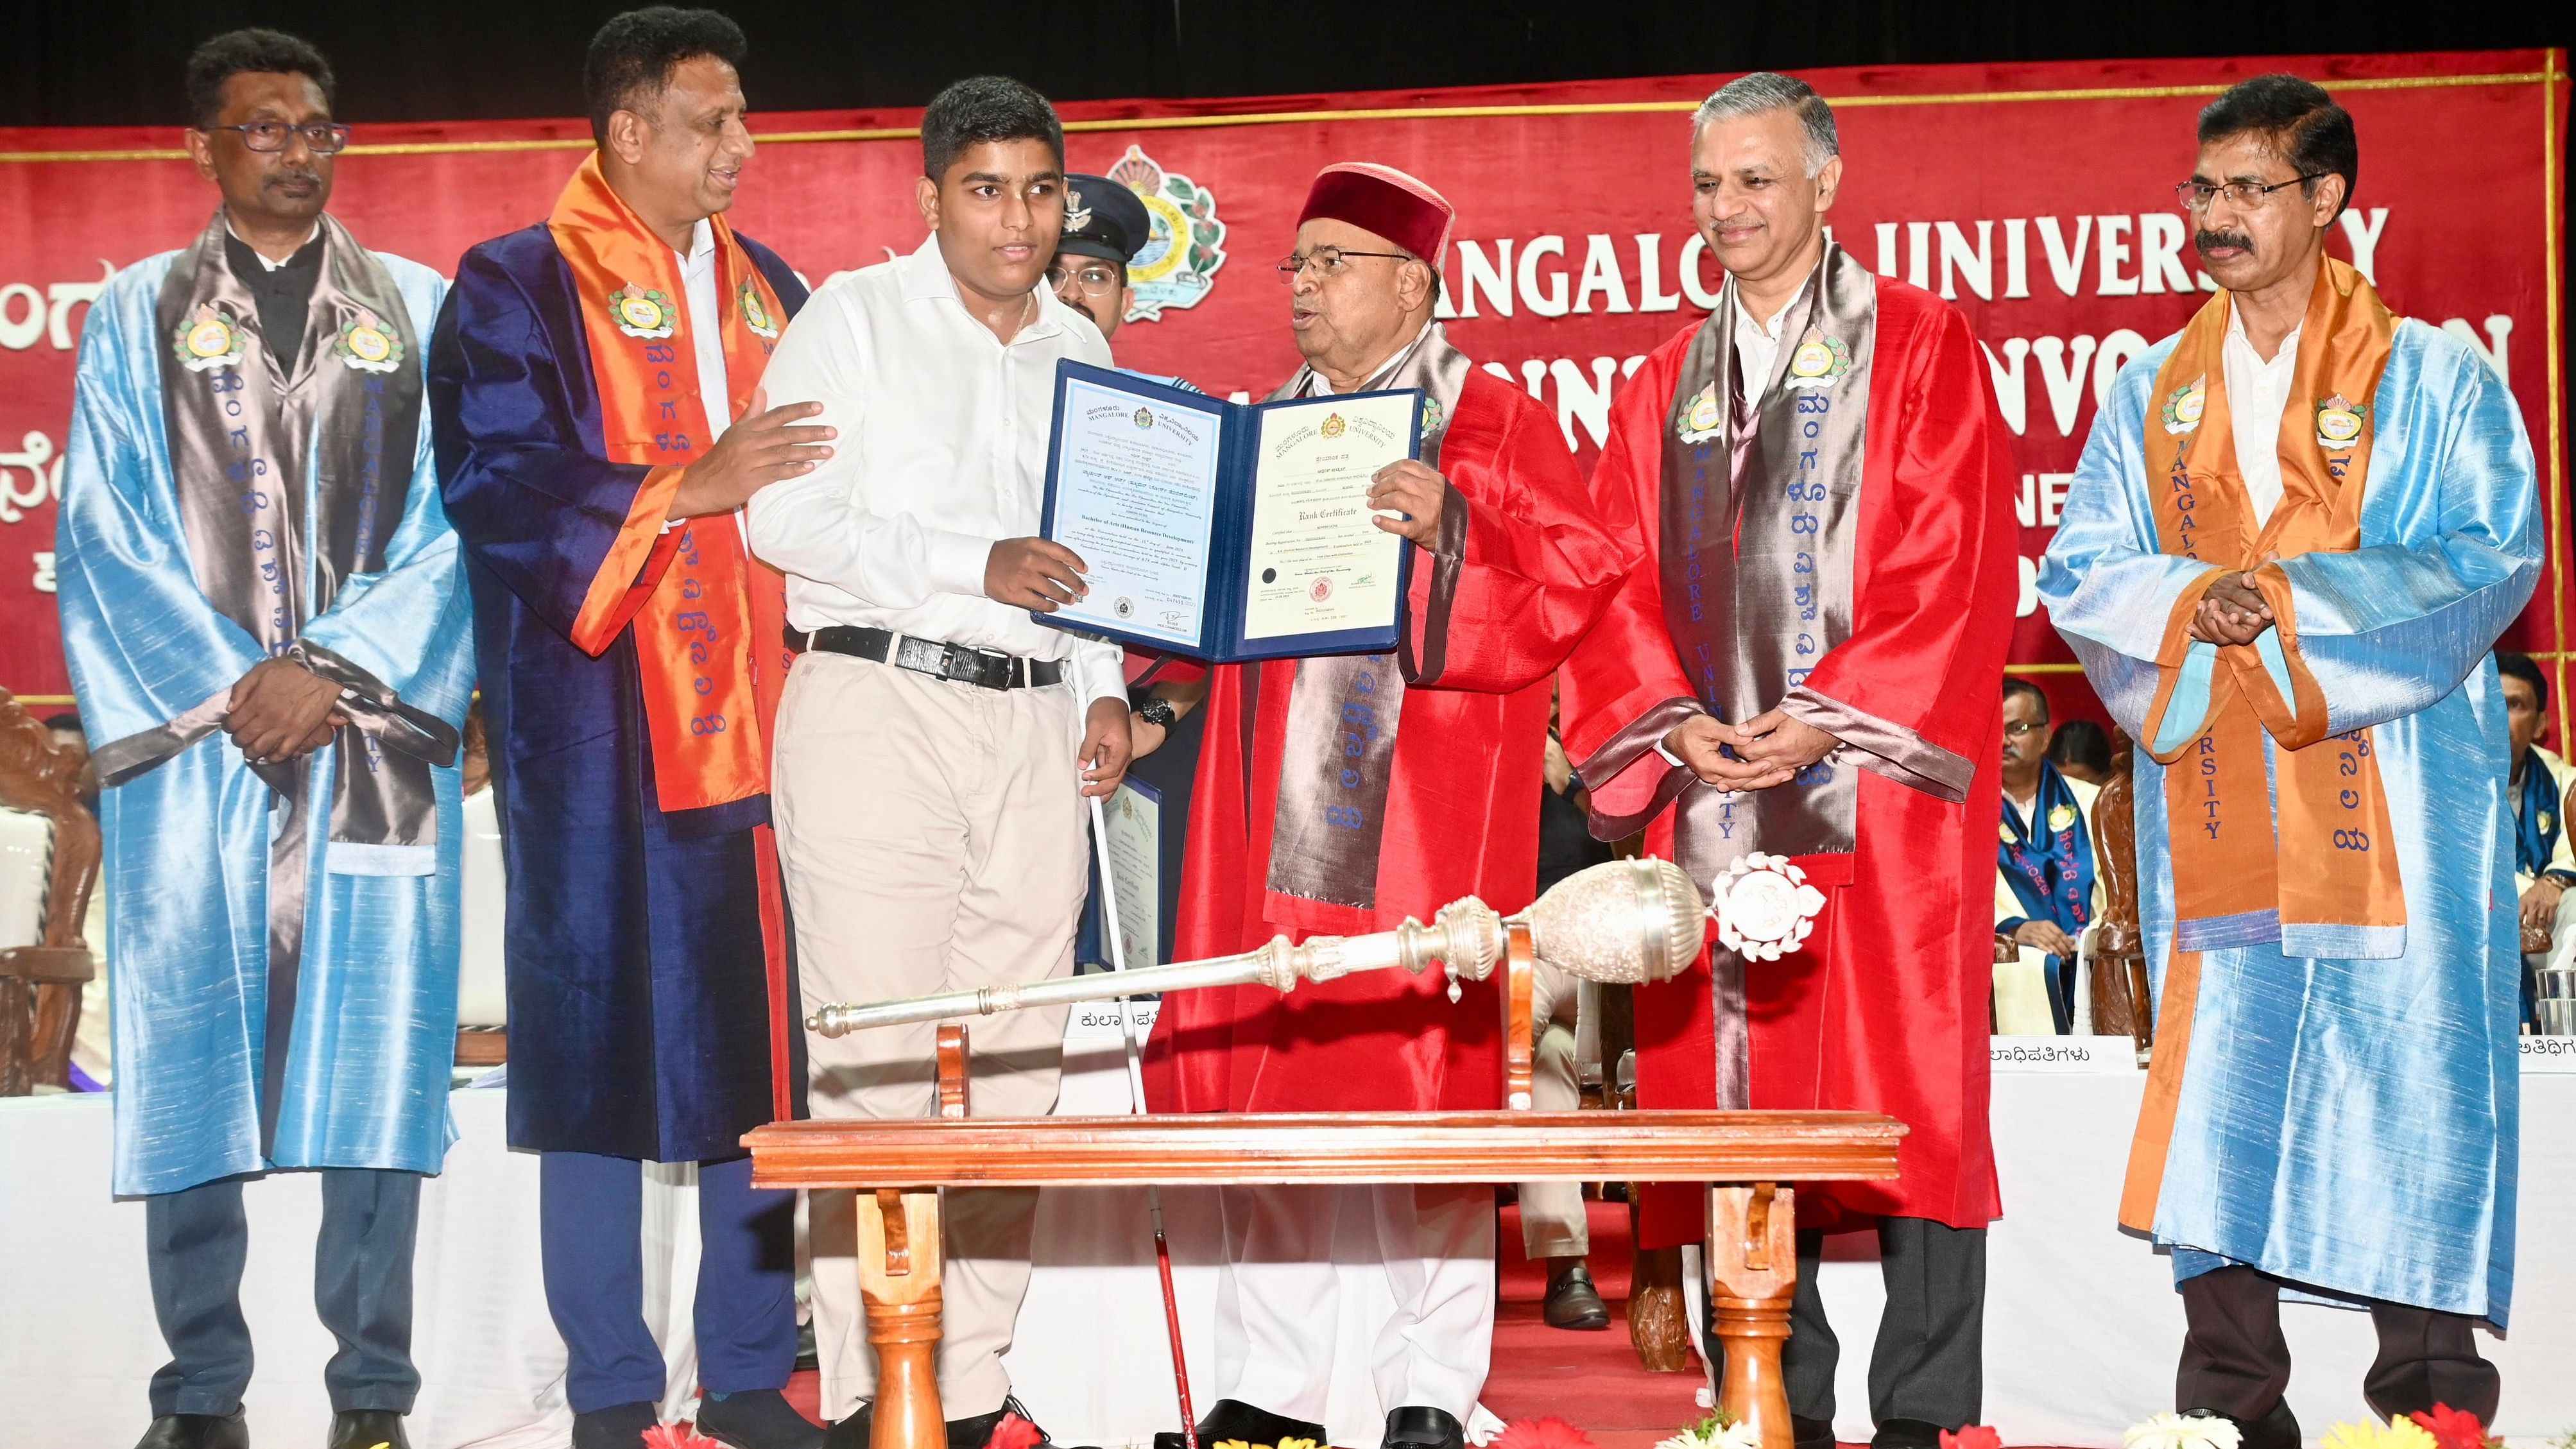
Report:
1239,391,1416,641
1045,376,1223,647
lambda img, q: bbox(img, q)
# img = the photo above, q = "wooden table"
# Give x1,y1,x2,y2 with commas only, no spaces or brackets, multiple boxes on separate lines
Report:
748,1108,1903,1448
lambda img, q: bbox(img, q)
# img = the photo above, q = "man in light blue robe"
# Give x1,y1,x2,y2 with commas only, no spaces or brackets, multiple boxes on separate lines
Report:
2041,76,2537,1441
54,30,470,1449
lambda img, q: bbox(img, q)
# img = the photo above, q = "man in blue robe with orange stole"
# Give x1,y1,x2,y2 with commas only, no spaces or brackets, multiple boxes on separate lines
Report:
58,30,472,1449
429,10,831,1448
2043,76,2537,1439
1558,75,2015,1445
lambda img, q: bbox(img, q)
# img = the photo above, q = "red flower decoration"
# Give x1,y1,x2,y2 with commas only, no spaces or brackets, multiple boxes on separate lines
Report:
1942,1428,2004,1449
2408,1405,2489,1449
987,1414,1048,1449
645,1425,721,1449
1494,1419,1598,1449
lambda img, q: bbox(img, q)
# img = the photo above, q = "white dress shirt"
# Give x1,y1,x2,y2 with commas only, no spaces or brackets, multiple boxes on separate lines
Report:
680,218,731,445
746,236,1123,708
1731,287,1804,398
2222,307,2302,527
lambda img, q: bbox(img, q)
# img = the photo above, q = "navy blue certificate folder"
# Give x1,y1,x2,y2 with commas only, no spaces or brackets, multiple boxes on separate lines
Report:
1035,359,1420,662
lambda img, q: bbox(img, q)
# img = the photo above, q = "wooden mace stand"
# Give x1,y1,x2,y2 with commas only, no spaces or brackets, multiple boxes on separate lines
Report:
746,930,1905,1447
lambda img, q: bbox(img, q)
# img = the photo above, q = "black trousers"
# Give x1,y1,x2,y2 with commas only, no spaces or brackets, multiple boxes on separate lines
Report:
2177,1264,2500,1421
144,1169,423,1418
1711,1217,1987,1432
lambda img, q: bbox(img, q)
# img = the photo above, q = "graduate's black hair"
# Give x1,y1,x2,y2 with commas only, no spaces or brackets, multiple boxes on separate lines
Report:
184,29,335,129
2197,74,2358,222
2045,718,2113,778
2499,650,2550,714
920,76,1064,182
584,7,748,146
2002,676,2051,721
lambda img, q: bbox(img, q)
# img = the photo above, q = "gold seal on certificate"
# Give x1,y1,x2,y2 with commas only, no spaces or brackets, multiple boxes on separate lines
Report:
1036,360,1419,661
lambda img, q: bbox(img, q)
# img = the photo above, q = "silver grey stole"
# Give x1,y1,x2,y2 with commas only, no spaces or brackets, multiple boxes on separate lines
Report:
1261,323,1472,912
1657,245,1878,1105
127,211,454,1147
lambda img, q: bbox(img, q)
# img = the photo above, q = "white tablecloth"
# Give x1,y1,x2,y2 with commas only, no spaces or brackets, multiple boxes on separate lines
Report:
7,1048,2572,1446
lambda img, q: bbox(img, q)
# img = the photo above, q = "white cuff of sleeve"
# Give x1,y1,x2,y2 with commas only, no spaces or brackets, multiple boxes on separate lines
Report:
923,530,995,598
1074,647,1128,711
1656,742,1686,768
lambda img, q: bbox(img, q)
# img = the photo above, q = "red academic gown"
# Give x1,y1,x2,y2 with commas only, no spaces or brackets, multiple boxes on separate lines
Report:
1142,369,1626,1114
1561,281,2016,1244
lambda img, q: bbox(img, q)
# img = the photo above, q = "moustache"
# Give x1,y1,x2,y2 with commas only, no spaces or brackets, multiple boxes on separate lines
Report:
267,170,324,189
2195,230,2254,254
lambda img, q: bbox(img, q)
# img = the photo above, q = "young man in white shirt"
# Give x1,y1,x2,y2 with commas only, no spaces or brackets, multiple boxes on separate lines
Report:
746,75,1129,1448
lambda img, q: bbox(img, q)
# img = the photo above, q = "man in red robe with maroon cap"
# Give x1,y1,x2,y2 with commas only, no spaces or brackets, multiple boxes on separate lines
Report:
1559,74,2015,1445
1141,163,1624,1449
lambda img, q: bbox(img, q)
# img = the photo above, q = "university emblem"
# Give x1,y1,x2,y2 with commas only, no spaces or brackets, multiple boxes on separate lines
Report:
1065,185,1094,234
1320,413,1346,440
2048,803,2079,834
2545,812,2557,834
1783,329,1852,390
739,281,778,339
173,303,247,373
1998,821,2016,845
1418,393,1445,439
2161,375,2207,436
1133,406,1155,429
2314,393,2366,453
332,307,404,374
608,283,677,340
1106,144,1226,323
1676,381,1723,445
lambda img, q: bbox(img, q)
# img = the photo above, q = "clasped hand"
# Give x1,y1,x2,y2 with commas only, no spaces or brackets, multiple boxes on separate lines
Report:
226,656,347,765
2188,569,2276,647
1661,709,1840,793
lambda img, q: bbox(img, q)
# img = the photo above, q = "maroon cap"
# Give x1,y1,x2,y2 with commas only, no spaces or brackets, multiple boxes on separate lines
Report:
1296,162,1455,267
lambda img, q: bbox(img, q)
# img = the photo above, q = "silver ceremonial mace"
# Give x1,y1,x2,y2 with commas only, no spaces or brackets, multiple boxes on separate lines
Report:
805,854,1712,1038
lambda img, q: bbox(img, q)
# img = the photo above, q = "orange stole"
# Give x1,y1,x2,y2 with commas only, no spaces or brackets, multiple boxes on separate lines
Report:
2119,258,2405,1231
549,154,793,814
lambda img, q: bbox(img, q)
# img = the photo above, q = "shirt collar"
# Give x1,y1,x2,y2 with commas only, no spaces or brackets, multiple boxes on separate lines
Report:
1311,320,1434,396
2225,303,2303,366
675,217,717,271
224,219,322,272
1731,280,1808,342
899,233,1064,343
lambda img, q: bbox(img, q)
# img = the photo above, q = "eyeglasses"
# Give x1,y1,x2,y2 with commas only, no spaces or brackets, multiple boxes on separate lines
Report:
2002,721,2048,738
2173,173,2324,212
204,120,353,155
1274,246,1414,284
1046,260,1123,296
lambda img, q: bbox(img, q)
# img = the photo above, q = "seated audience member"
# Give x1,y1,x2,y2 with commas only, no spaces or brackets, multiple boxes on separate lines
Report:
2499,651,2576,1024
1995,680,2100,1034
2044,717,2115,787
1525,687,1612,1330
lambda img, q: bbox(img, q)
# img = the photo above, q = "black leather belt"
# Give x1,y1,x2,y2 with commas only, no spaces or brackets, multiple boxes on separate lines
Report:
789,624,1065,690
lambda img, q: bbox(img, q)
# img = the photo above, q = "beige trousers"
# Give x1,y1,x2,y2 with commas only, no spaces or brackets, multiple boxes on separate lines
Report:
773,653,1090,1420
1518,959,1588,1258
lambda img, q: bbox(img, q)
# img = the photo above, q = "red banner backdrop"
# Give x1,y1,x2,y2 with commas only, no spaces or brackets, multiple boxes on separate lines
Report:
1,49,2564,731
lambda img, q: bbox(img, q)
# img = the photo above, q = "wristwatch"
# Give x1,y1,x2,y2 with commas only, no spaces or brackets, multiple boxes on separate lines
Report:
1136,696,1179,731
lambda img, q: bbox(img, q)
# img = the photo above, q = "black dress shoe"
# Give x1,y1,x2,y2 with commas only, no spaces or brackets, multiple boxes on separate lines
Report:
1541,1258,1610,1330
327,1410,408,1449
572,1402,660,1449
1871,1420,1944,1449
1791,1416,1835,1449
2184,1404,2299,1449
822,1405,870,1449
1382,1407,1466,1449
1152,1399,1327,1449
133,1414,248,1449
698,1390,825,1449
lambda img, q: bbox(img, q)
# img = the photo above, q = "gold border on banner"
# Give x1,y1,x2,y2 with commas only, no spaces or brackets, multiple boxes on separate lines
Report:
0,68,2550,163
2544,49,2569,746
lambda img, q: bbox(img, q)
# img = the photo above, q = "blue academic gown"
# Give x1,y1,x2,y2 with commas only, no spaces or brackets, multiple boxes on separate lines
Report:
2039,319,2539,1323
429,225,809,1163
57,250,472,1198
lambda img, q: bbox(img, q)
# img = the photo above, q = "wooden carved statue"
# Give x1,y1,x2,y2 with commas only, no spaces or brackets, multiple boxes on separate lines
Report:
2088,730,2154,1057
0,690,99,1093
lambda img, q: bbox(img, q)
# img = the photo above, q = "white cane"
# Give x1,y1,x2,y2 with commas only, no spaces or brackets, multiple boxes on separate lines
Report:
1088,788,1200,1448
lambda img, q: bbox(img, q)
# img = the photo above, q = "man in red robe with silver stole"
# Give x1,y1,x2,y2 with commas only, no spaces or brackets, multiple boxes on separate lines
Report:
1559,74,2016,1446
1141,164,1625,1449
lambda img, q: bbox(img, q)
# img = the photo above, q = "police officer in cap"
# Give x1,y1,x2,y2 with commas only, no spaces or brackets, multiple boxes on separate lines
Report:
1048,171,1151,341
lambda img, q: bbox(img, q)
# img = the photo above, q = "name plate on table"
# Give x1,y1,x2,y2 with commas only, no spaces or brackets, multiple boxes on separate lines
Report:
1036,361,1419,662
1990,1035,2142,1072
1067,997,1160,1043
2521,1036,2576,1072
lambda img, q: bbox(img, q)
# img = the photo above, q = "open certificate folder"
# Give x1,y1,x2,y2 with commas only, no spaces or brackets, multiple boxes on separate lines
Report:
1034,360,1420,661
